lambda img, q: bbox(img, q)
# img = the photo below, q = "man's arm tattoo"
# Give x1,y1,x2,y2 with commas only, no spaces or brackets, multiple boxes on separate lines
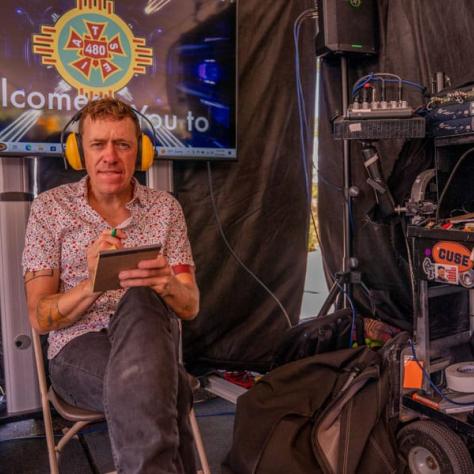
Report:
36,295,67,331
24,270,54,284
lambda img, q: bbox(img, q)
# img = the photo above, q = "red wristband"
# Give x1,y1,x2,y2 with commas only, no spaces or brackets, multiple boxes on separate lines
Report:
172,264,192,275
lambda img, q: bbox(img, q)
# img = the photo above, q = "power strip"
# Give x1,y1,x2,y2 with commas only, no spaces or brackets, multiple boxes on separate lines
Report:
347,101,413,119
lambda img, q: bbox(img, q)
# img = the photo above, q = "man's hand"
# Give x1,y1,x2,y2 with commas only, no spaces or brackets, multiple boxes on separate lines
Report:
87,228,126,282
118,254,199,319
24,229,127,333
118,254,172,294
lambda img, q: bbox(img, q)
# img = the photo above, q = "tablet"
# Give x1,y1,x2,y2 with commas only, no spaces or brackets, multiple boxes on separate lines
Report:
92,243,162,292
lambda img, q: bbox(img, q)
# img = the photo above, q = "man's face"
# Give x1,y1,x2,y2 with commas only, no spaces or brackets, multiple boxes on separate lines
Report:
81,115,138,199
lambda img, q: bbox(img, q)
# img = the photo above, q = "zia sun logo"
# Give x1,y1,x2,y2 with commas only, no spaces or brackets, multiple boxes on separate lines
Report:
32,0,153,98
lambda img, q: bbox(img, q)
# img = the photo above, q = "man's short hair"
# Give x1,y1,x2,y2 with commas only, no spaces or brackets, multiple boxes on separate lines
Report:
78,97,141,138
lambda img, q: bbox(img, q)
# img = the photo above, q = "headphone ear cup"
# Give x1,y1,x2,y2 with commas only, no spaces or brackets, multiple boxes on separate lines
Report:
64,133,84,170
137,134,155,171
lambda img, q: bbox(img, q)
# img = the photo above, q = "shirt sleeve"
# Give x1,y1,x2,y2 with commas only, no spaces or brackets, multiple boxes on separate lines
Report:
22,194,61,275
163,196,195,268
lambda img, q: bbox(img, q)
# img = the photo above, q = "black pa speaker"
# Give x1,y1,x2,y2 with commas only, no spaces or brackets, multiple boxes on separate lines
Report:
315,0,377,56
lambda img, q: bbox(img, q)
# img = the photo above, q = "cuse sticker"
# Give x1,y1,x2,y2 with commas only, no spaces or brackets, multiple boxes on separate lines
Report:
432,241,473,272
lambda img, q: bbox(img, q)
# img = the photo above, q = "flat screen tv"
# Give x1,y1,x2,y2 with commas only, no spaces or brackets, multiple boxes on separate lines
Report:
0,0,237,160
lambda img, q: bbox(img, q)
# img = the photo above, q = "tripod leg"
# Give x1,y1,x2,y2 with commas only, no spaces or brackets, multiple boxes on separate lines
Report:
317,279,341,317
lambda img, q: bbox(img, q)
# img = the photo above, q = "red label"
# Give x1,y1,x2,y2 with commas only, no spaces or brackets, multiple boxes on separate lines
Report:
432,241,473,272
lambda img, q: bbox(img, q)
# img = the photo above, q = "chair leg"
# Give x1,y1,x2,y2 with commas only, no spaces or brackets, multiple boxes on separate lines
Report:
40,395,60,474
56,420,90,453
189,408,211,474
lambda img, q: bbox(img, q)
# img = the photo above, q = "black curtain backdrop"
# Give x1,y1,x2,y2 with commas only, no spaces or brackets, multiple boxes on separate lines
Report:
318,0,474,331
176,1,317,371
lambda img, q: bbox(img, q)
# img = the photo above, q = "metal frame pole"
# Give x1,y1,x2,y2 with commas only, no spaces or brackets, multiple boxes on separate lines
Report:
317,55,352,315
341,55,351,308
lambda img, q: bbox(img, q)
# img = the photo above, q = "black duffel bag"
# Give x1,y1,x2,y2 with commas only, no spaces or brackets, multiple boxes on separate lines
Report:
271,309,363,368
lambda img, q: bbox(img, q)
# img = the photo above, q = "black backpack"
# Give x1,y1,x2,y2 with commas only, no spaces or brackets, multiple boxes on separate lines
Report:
223,338,406,474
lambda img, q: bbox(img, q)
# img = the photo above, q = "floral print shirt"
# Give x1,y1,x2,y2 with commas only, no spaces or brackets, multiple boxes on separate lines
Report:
22,176,194,359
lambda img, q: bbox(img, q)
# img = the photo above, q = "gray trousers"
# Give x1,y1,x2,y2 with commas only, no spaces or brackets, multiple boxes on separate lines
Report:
49,287,196,474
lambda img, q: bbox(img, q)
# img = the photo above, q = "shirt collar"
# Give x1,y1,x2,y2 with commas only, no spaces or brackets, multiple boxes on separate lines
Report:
130,178,148,207
75,176,147,207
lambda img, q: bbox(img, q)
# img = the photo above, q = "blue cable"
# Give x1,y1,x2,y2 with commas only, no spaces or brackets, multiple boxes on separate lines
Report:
294,38,310,206
351,73,375,95
294,10,314,135
402,79,426,91
293,9,317,209
352,77,425,97
294,21,310,135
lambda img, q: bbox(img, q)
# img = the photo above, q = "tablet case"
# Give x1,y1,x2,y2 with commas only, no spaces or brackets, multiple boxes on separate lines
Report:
92,244,161,292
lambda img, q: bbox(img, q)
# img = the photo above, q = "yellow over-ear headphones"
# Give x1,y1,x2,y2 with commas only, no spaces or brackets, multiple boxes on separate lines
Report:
61,104,156,172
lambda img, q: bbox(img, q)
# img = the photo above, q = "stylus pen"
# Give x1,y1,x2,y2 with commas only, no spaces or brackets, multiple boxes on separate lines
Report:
110,228,118,249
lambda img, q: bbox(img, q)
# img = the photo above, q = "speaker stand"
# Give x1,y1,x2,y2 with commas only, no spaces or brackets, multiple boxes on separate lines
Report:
317,55,362,317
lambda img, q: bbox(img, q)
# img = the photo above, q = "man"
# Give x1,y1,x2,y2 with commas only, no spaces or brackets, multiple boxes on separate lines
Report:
22,98,199,473
437,265,448,282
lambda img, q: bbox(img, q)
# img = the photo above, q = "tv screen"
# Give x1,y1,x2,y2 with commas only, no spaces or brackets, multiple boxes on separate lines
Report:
0,0,237,161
